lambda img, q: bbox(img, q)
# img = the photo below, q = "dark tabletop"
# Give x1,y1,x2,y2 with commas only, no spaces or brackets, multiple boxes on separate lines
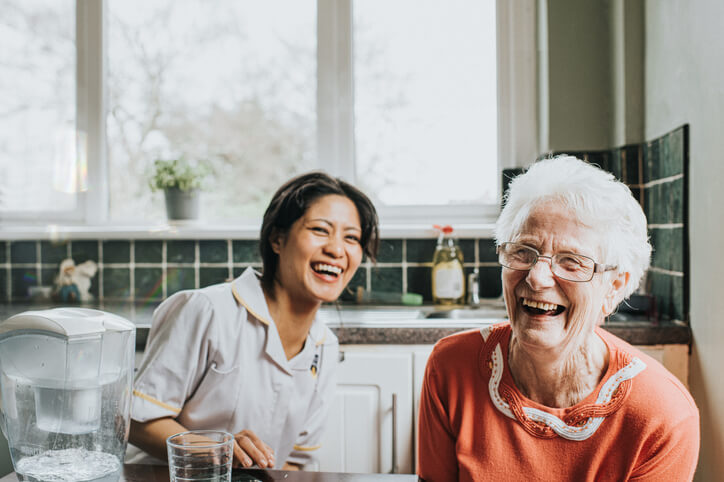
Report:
0,465,417,482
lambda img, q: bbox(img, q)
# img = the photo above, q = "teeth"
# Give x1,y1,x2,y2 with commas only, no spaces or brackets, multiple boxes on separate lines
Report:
522,298,559,311
313,263,342,275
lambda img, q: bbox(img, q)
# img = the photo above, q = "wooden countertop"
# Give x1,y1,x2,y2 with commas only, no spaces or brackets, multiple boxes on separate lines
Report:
0,464,416,481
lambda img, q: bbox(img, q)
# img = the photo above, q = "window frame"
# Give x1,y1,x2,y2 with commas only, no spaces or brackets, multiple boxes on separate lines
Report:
3,0,538,230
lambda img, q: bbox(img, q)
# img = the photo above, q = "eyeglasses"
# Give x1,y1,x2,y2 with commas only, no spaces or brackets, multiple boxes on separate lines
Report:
496,242,617,282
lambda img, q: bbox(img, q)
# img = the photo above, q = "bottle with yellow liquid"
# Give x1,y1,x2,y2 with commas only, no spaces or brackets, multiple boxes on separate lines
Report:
432,225,465,305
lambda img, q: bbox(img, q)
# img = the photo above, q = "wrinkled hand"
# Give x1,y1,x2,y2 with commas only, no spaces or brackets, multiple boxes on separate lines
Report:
233,429,275,468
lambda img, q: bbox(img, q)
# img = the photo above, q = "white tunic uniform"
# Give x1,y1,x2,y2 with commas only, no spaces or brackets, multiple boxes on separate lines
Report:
129,267,339,467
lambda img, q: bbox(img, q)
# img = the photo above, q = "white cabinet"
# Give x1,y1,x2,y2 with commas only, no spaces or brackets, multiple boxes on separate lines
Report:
314,345,416,474
635,344,689,387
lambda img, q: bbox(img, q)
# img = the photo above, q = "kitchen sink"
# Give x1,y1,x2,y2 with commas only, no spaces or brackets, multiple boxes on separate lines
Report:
318,302,507,327
425,307,507,319
317,307,425,325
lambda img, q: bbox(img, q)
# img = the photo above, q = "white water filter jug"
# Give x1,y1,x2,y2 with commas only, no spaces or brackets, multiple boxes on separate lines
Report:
0,308,135,482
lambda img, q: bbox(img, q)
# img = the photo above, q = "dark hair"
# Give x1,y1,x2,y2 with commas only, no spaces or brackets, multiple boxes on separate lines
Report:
259,171,379,294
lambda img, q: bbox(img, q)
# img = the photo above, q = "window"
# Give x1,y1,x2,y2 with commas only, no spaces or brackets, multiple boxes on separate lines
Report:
106,0,317,222
0,1,80,221
353,0,497,211
2,1,535,227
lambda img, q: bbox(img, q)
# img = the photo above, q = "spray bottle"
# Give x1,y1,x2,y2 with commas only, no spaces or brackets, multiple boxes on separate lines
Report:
432,225,465,305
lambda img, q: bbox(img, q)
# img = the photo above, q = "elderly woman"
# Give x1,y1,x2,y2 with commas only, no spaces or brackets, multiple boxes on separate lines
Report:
418,156,699,481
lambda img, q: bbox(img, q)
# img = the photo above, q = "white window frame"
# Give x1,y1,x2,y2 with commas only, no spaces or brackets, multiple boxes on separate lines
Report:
5,0,538,232
319,0,539,227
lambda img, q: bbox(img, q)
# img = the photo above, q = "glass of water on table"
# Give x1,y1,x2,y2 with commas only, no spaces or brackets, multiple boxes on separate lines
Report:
167,430,234,482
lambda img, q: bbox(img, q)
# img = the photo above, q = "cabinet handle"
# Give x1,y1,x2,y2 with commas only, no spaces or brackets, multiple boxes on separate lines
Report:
338,351,345,362
389,393,398,474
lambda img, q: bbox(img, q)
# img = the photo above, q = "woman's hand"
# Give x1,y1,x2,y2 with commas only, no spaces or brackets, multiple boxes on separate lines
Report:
233,429,275,468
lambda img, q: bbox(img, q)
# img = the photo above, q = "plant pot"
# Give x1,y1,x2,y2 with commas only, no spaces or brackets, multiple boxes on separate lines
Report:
164,188,200,222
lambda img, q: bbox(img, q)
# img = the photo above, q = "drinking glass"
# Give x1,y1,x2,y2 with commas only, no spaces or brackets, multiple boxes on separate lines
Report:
167,430,234,482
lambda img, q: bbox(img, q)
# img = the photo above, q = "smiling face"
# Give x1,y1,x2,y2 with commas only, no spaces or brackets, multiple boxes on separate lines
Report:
502,201,626,353
271,194,363,307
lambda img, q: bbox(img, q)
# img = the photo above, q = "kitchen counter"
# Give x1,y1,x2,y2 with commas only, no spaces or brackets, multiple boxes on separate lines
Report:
0,465,416,481
328,320,690,345
0,301,691,347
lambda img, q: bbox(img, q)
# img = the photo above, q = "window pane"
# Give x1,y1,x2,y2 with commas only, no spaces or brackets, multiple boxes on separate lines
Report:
0,1,78,214
107,0,316,222
353,0,497,206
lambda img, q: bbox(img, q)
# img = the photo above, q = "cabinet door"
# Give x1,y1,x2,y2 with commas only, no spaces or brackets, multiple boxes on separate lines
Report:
412,346,434,472
315,348,413,474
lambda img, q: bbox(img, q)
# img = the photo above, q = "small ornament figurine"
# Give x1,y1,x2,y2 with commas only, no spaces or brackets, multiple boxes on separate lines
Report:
53,258,98,303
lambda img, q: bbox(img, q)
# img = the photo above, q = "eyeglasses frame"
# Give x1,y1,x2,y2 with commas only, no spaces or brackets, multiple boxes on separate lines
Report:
496,242,618,283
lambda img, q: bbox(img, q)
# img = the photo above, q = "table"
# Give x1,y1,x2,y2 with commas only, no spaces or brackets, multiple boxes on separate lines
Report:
0,464,417,481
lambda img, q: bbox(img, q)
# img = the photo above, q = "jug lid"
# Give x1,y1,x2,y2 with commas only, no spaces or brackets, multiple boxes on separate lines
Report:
0,307,134,338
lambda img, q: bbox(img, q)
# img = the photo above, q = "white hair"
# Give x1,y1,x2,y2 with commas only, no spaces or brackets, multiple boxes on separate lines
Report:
494,155,651,297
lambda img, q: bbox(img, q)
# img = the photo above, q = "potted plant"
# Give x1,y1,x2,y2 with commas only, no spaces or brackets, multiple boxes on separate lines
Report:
150,159,209,223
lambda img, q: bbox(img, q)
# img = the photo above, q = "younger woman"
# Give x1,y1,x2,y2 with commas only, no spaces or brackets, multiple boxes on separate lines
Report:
129,172,379,470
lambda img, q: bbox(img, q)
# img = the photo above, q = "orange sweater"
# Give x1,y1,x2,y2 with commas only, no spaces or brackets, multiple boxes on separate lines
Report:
418,324,699,482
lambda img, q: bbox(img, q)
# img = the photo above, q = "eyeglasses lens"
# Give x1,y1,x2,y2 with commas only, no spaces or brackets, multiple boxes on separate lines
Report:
499,243,595,282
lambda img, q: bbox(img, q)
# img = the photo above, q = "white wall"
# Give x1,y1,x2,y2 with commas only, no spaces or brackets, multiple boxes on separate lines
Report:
545,0,614,151
543,0,645,152
645,0,724,479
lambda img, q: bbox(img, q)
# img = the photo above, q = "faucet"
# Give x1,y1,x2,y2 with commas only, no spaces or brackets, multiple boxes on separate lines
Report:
467,269,480,306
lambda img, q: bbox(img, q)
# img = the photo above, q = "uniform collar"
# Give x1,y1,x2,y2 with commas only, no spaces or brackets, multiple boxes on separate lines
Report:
231,267,274,326
231,267,327,373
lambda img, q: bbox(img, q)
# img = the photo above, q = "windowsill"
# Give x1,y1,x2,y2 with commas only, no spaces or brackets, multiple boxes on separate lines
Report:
0,222,497,240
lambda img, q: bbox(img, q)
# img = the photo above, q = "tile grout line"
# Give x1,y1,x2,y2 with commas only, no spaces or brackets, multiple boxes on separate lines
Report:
227,240,233,280
162,240,168,299
648,266,685,277
130,240,135,303
401,240,408,293
648,223,684,229
35,241,41,294
194,241,200,290
643,173,683,188
638,143,644,207
98,240,104,300
5,242,11,302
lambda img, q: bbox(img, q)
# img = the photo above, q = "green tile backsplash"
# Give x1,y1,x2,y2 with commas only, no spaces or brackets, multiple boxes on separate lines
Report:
0,128,687,319
103,241,130,263
377,239,403,263
405,239,437,263
478,239,498,263
72,240,98,264
650,228,685,273
11,241,36,264
11,268,36,300
370,267,403,293
544,125,688,322
103,267,130,300
167,240,195,263
40,241,69,265
167,267,196,294
199,267,230,288
135,267,164,301
135,240,163,263
232,240,260,263
199,240,227,263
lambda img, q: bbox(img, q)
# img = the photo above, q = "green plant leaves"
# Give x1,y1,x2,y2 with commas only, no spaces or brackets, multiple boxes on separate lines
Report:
149,159,210,192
